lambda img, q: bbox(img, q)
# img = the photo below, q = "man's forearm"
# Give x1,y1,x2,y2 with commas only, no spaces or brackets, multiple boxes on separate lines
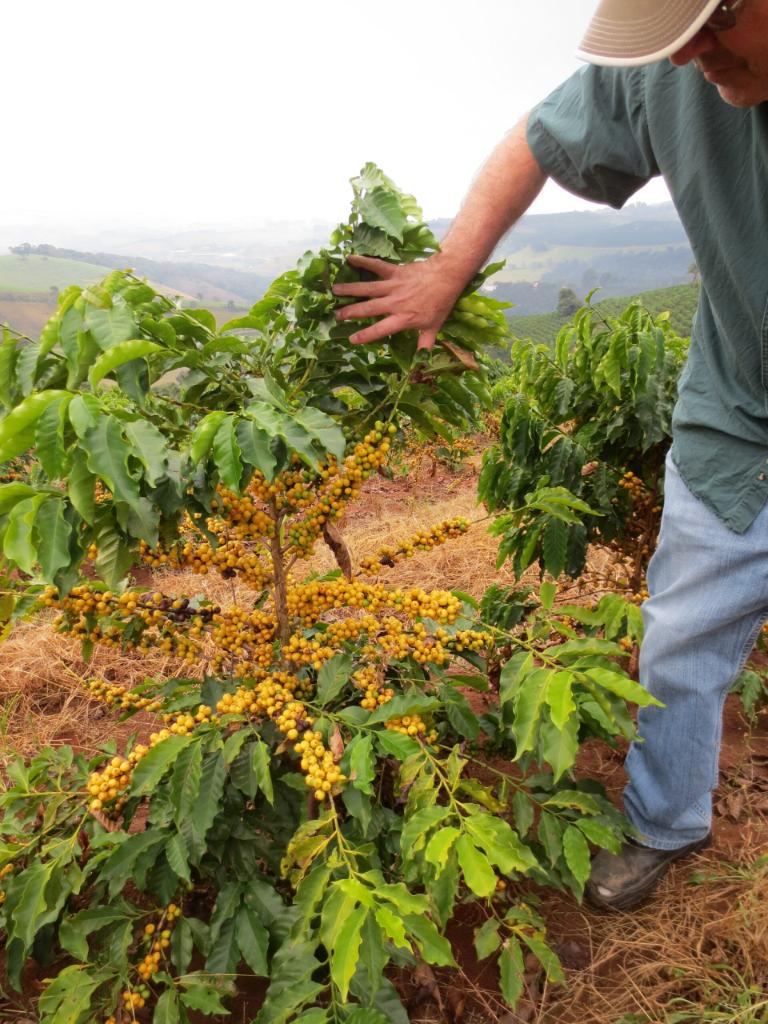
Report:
436,115,547,287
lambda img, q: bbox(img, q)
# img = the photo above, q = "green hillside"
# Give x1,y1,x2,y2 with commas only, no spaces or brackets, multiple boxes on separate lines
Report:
507,283,699,345
0,254,116,293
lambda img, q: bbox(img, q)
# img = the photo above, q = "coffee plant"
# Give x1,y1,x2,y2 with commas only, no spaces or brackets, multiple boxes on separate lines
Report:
480,300,689,590
0,169,659,1023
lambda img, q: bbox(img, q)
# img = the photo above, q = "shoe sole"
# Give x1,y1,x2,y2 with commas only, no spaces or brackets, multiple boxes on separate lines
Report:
584,834,712,912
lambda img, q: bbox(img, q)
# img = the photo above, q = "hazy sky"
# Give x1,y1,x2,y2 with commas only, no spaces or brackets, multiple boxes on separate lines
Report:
4,1,671,231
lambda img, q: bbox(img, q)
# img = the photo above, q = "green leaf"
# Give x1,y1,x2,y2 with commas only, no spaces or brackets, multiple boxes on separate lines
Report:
190,750,227,841
464,812,538,875
583,666,663,708
236,418,277,480
455,834,496,898
347,733,375,795
539,580,556,609
519,932,565,983
375,729,421,760
546,670,576,730
400,805,451,857
3,494,47,575
499,937,525,1007
236,905,269,976
543,790,601,815
9,860,54,950
562,824,591,888
167,737,202,823
540,715,579,781
181,984,229,1015
89,338,162,387
251,739,274,805
36,394,72,479
190,411,227,463
512,667,551,758
37,965,109,1024
368,692,439,725
131,734,193,796
373,904,409,951
576,818,622,854
166,832,191,884
153,988,181,1024
212,416,243,491
0,390,69,463
316,652,352,706
542,517,568,578
124,419,168,487
35,497,73,583
402,913,456,967
474,917,501,960
59,906,130,961
424,826,460,870
80,416,141,507
330,904,367,1001
358,186,408,242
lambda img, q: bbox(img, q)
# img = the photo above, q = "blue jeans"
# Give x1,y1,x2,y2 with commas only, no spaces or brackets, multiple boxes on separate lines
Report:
623,451,768,850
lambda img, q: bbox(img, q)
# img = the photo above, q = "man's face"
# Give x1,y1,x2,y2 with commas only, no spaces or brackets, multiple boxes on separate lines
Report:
670,0,768,106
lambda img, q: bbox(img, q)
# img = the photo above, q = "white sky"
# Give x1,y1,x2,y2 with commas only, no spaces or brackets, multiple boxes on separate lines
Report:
3,0,671,231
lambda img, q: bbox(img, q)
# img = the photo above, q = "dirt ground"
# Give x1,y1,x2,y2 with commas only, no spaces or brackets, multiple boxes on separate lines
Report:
2,458,767,1024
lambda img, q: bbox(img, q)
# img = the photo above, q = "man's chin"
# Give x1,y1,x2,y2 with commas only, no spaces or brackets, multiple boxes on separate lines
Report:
709,74,768,108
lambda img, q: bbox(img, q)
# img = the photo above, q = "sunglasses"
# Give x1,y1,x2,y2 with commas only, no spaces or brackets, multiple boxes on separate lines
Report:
705,0,747,31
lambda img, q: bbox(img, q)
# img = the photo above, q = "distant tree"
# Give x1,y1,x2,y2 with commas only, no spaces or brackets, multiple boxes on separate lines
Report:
50,285,59,299
688,261,700,285
227,299,235,311
557,286,581,318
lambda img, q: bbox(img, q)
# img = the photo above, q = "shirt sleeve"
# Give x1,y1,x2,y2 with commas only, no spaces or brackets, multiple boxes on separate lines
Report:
526,65,660,209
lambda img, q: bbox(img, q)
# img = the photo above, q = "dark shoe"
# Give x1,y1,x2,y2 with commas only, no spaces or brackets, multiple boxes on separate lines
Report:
585,833,712,912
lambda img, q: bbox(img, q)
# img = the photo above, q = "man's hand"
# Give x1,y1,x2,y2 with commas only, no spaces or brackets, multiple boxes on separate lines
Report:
333,115,546,351
332,253,464,350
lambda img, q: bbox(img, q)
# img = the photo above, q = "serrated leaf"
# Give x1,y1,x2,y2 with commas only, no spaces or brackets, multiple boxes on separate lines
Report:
403,913,456,967
464,812,538,875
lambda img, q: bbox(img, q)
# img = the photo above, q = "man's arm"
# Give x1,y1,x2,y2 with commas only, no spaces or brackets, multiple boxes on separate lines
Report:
333,115,547,349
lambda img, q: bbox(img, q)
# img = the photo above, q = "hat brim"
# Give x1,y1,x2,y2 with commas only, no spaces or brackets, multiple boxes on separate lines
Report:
577,0,723,66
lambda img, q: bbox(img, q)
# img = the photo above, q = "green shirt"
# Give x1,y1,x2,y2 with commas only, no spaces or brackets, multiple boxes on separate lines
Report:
526,63,768,533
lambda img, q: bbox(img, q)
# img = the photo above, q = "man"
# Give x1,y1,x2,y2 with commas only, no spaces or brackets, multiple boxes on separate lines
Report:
333,0,768,911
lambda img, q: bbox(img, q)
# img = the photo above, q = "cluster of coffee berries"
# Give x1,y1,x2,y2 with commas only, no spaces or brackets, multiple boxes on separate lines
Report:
216,672,343,799
87,678,162,715
134,902,183,985
87,748,148,815
358,516,470,576
385,713,437,743
286,424,396,555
